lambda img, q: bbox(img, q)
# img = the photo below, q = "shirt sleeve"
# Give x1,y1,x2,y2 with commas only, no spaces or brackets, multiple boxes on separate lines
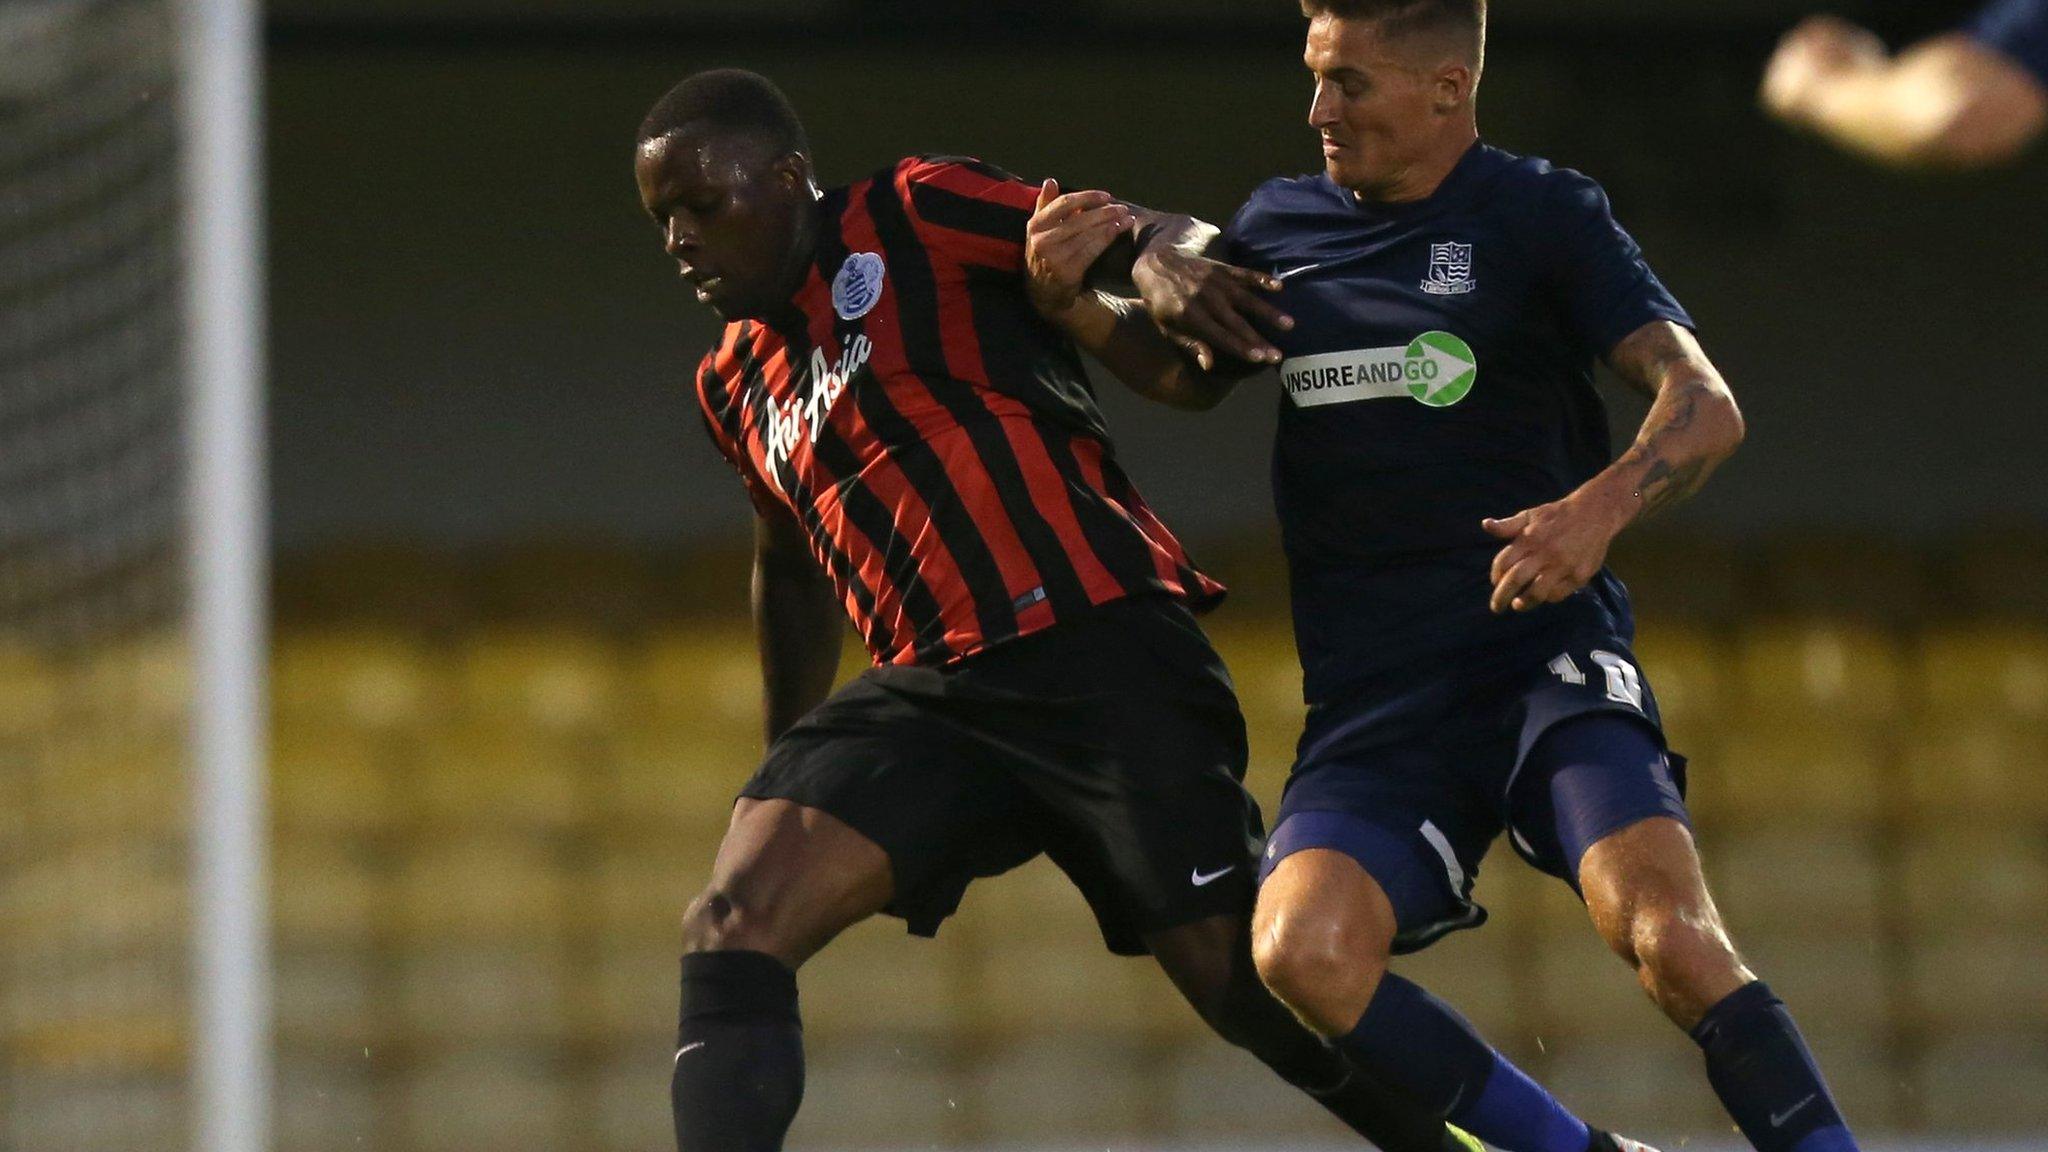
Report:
694,350,783,518
898,155,1041,271
1535,169,1695,356
1965,0,2048,87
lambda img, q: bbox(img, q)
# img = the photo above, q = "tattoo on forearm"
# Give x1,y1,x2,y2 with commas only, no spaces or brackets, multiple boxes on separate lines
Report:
1636,455,1711,518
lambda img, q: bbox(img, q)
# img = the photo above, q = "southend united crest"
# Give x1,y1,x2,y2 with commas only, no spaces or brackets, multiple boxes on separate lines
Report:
1420,240,1475,296
833,251,886,320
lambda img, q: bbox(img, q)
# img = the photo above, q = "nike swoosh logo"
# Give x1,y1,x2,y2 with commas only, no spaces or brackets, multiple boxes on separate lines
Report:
1191,865,1237,886
1769,1092,1817,1128
673,1041,706,1067
1275,262,1325,281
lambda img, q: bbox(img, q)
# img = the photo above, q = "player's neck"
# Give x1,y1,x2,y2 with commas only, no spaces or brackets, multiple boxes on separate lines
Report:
774,194,827,304
1355,125,1480,206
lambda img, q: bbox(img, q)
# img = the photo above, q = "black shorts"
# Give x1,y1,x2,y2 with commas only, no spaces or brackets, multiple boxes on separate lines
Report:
740,595,1263,956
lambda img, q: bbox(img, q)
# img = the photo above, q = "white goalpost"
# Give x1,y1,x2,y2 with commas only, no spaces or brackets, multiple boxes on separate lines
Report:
177,0,270,1149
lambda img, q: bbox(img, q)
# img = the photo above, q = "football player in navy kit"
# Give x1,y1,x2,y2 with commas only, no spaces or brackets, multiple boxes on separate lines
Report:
1023,3,1866,1152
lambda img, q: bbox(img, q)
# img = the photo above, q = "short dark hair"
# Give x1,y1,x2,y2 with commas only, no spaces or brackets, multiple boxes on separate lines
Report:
637,68,809,156
1299,0,1485,62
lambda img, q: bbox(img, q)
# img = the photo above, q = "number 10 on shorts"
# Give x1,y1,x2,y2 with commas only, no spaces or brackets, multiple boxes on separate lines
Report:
1549,651,1644,710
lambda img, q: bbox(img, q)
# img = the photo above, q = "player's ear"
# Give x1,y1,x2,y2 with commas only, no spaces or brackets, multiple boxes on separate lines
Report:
771,150,814,193
1434,63,1473,113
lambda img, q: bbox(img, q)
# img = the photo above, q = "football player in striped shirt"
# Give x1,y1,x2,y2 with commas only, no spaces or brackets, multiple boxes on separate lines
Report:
635,68,1478,1152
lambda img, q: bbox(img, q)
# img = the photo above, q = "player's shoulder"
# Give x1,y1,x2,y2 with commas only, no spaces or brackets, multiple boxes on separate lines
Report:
1229,172,1348,243
1466,144,1610,220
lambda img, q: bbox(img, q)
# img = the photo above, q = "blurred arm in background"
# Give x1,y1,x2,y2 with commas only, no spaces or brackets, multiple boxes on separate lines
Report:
1761,3,2048,168
1022,179,1280,411
751,502,842,744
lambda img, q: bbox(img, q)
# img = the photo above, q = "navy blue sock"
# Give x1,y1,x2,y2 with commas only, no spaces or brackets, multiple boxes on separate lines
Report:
1690,981,1858,1152
1340,972,1590,1152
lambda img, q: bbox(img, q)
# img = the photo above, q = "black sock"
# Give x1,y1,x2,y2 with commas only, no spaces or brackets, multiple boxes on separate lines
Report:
1690,981,1857,1152
672,950,804,1152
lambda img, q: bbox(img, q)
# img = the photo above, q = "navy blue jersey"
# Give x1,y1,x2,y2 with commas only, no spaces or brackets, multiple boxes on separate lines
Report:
1968,0,2048,85
1222,142,1692,704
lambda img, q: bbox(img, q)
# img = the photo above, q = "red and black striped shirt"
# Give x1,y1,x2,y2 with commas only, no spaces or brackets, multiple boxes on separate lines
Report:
694,155,1224,668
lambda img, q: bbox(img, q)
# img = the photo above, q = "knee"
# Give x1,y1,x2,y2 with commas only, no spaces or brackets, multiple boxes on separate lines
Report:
681,884,786,956
1251,913,1388,1037
1612,903,1745,1022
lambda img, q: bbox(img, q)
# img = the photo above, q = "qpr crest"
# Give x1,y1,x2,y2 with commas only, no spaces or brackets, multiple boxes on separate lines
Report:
832,251,887,320
1421,240,1476,296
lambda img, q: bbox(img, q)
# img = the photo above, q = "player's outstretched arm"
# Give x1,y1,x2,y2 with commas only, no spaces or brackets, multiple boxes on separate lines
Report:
1762,16,2047,168
752,502,843,743
1023,179,1273,410
1482,321,1744,614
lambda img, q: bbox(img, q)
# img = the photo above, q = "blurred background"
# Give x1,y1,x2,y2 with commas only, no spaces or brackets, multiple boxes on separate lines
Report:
4,0,2047,1149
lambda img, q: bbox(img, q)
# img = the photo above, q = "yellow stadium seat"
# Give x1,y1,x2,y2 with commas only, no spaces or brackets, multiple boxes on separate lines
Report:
1203,617,1305,786
635,626,766,728
1734,932,1888,1036
952,858,1182,1040
1917,1035,2048,1132
1529,928,1668,1043
1906,932,2048,1036
272,628,446,732
271,726,400,837
1899,718,2048,824
800,917,963,1042
395,1050,572,1152
1703,723,1891,825
1913,624,2048,723
588,835,701,948
1901,828,2048,932
399,948,573,1046
593,1045,683,1152
601,725,757,838
0,642,60,739
23,734,185,840
968,1037,1154,1143
273,842,387,950
1540,1036,1725,1136
1728,621,1907,726
397,838,570,944
274,947,380,1050
67,631,191,733
455,628,623,732
276,1056,379,1152
409,723,592,833
589,941,677,1050
1630,623,1731,754
0,1070,187,1151
1709,826,1882,935
789,1037,963,1148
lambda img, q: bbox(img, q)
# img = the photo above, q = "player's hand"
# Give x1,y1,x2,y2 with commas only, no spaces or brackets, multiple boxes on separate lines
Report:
1024,179,1134,321
1131,247,1294,372
1481,493,1631,614
1761,15,1887,123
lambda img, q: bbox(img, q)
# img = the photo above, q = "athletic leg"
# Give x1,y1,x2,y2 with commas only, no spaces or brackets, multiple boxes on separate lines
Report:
672,797,894,1152
1530,714,1861,1152
1253,844,1595,1152
1146,911,1475,1152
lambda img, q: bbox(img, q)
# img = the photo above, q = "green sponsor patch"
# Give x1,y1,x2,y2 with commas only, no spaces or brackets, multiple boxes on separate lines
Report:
1404,330,1477,407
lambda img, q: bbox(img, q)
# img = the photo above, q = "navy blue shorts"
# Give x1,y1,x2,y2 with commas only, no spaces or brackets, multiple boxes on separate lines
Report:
1258,633,1689,953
